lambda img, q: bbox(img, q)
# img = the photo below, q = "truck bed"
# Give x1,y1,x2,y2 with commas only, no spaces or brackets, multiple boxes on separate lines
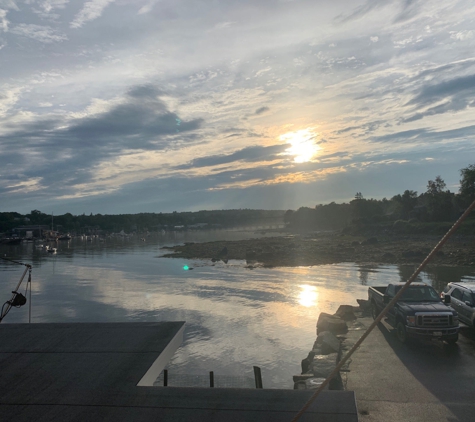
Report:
369,286,386,295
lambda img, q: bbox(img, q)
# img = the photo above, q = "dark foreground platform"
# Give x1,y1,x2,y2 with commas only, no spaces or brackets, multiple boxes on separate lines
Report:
0,323,358,421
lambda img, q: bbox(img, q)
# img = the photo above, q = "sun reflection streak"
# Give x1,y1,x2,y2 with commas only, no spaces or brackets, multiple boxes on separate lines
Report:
298,284,318,307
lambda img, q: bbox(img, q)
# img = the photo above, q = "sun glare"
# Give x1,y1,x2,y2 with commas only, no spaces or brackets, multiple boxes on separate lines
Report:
280,128,321,163
298,284,318,307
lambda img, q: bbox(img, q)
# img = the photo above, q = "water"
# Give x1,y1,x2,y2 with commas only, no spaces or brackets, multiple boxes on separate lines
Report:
1,231,475,388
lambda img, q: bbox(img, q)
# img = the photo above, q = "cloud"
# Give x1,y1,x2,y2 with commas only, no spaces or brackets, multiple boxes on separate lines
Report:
0,84,203,197
450,30,474,41
31,0,70,19
138,0,159,15
335,0,386,23
372,125,475,144
392,0,420,23
175,144,288,170
70,0,115,28
0,9,9,31
9,23,67,42
254,106,269,115
401,73,475,121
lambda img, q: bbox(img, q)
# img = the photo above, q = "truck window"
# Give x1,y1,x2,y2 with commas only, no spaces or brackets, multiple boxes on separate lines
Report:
462,291,473,305
387,285,395,297
399,286,439,302
452,288,463,301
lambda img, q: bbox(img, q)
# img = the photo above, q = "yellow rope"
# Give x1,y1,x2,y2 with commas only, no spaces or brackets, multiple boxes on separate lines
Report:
291,199,475,422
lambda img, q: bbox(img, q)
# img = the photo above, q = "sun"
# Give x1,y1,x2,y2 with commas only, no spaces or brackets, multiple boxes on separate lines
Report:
279,128,321,163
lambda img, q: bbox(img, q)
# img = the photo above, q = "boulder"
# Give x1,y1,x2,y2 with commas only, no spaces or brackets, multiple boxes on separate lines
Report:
293,373,316,383
314,331,341,355
316,312,348,335
361,237,378,245
310,352,338,378
301,351,316,374
334,305,357,321
356,299,370,310
304,377,328,390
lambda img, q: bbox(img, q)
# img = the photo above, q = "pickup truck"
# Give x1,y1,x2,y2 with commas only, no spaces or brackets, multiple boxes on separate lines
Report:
368,282,459,344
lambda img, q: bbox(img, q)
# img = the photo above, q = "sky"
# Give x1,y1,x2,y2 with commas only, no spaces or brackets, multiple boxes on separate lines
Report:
1,0,475,215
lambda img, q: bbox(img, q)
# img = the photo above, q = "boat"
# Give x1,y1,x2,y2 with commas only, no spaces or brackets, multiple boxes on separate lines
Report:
58,234,72,241
1,238,22,245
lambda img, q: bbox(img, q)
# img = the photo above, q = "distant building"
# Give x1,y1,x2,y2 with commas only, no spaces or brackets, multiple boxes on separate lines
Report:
12,225,50,238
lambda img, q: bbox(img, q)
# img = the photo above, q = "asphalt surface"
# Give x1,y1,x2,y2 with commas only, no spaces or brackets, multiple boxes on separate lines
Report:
345,317,475,422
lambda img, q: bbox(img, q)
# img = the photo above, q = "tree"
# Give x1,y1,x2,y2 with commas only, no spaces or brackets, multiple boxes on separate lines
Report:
425,176,453,221
392,190,418,219
426,176,446,195
459,164,475,204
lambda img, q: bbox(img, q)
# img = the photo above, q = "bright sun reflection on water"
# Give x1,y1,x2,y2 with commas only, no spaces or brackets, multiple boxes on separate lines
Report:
298,284,318,307
280,128,321,163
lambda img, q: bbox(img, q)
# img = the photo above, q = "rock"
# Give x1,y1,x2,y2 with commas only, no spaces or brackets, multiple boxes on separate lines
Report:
305,377,328,390
315,331,341,354
293,373,315,383
316,312,348,335
301,351,316,374
402,250,423,258
334,305,357,321
310,353,338,378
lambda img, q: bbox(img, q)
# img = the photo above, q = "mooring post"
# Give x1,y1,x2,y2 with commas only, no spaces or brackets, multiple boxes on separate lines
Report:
210,371,214,387
253,366,263,389
163,369,168,387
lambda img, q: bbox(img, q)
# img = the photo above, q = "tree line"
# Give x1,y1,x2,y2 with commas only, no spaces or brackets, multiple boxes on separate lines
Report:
0,209,285,235
285,164,475,233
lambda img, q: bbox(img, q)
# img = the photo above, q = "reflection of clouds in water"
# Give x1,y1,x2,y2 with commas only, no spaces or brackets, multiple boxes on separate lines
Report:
5,238,475,387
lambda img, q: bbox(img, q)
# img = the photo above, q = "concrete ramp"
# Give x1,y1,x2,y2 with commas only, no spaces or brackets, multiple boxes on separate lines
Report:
0,323,358,421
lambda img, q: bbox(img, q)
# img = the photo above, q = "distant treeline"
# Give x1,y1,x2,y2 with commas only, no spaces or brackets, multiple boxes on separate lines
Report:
285,164,475,234
1,164,474,236
0,209,285,235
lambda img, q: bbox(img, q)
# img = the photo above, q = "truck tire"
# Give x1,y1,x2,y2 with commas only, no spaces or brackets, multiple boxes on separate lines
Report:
446,334,458,345
396,321,408,344
371,301,379,320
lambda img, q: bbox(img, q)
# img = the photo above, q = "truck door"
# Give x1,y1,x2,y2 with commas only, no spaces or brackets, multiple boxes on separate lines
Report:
461,290,474,324
450,288,467,324
386,284,397,326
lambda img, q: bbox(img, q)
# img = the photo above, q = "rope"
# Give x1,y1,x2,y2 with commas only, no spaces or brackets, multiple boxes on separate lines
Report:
290,199,475,422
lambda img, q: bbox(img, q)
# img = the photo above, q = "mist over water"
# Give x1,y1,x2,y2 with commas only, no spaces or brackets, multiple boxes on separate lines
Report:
1,231,474,388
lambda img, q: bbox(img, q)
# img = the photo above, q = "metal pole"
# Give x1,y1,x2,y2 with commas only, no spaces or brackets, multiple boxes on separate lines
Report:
253,366,263,389
28,270,32,323
163,370,168,387
210,371,214,388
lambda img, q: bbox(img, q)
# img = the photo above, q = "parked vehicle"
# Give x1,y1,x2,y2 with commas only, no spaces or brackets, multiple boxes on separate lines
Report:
368,283,459,344
441,283,475,329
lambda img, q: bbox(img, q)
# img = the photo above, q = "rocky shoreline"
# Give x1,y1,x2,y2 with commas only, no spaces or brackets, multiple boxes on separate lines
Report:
293,301,371,391
160,232,475,267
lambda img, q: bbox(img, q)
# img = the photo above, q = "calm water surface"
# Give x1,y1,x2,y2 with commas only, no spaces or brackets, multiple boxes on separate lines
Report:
1,231,475,388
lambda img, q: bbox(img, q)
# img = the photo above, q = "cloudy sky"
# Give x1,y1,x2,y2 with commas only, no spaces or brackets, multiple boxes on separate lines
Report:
1,0,475,215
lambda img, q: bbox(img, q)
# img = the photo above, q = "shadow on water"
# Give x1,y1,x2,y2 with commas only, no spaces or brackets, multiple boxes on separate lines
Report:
376,320,475,421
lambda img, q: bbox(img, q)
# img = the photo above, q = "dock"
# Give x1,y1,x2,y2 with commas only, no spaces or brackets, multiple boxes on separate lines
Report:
0,322,358,421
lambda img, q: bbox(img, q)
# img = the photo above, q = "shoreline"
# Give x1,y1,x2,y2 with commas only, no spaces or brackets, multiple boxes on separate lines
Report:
160,232,475,268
